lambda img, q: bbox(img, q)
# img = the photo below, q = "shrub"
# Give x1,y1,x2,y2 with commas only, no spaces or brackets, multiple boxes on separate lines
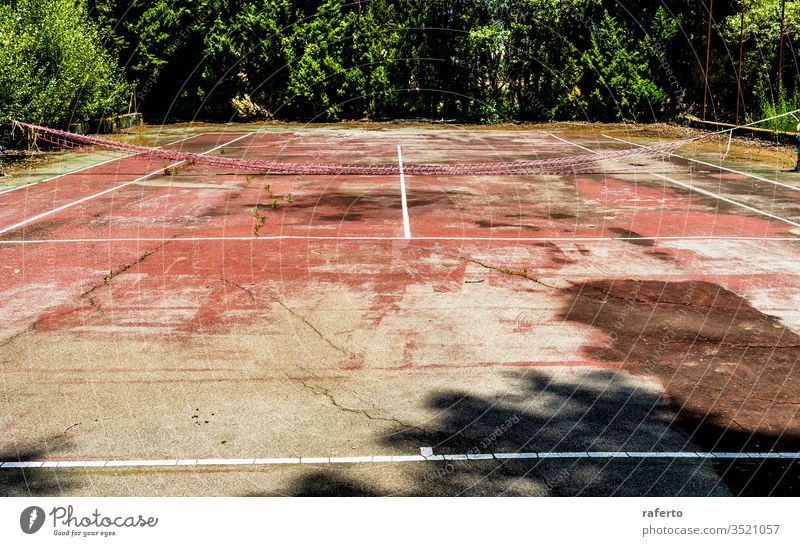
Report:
0,0,132,127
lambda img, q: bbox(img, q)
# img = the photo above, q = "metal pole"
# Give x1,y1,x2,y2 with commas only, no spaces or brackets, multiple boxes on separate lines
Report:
777,0,786,102
736,0,746,125
703,0,714,120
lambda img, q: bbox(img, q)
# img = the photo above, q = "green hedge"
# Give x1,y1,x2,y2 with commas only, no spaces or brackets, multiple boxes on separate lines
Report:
87,0,693,123
0,0,132,127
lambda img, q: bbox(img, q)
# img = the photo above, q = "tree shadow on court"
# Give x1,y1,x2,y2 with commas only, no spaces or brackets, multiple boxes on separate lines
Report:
558,278,800,495
246,188,472,223
559,279,800,447
280,367,799,496
278,277,800,496
0,438,77,496
276,369,728,496
288,470,382,497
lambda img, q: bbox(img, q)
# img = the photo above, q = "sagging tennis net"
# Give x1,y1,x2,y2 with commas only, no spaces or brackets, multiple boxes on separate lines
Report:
13,121,699,176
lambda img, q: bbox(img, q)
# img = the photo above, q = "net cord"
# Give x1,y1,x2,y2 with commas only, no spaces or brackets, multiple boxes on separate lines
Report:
11,109,800,176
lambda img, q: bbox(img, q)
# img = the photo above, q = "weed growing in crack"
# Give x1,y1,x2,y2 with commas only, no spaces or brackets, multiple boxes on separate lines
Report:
251,182,293,237
103,250,153,284
252,206,267,236
500,267,528,278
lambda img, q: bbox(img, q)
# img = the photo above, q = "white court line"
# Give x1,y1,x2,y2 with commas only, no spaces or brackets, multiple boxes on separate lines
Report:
0,235,798,245
649,171,800,229
0,132,255,237
1,451,798,469
397,145,412,239
0,132,203,196
602,133,800,193
548,133,800,230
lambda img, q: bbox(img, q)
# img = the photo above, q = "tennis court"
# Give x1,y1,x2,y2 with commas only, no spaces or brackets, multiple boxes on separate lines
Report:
1,124,799,496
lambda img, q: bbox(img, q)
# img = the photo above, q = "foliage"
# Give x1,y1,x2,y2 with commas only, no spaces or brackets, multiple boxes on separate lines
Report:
4,0,796,126
0,0,132,127
231,94,271,120
719,0,800,132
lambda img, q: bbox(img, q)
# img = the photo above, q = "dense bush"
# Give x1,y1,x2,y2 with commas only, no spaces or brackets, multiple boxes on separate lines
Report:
2,0,794,126
85,0,696,123
0,0,132,127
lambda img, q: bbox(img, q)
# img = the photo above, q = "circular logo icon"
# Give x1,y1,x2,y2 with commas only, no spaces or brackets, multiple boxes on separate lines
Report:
20,506,45,534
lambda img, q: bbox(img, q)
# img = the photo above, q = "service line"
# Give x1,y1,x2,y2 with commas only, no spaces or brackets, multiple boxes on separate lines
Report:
1,451,798,470
602,133,800,194
0,132,203,196
0,235,798,245
548,133,800,230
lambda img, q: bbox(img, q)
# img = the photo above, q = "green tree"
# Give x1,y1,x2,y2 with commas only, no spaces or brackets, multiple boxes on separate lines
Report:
580,10,670,120
0,0,132,126
72,0,722,123
720,0,800,132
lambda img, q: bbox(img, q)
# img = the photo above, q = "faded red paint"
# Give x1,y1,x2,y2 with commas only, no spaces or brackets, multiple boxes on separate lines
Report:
2,130,799,453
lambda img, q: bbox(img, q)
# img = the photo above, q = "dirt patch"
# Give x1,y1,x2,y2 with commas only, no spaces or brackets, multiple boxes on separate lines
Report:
256,189,471,223
561,279,800,452
0,218,70,241
607,228,654,247
474,220,541,231
535,242,575,265
0,148,77,178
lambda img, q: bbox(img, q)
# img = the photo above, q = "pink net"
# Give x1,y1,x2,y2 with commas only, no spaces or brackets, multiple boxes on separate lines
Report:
14,121,698,176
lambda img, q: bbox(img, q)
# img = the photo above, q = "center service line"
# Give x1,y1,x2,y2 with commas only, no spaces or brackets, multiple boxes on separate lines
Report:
397,145,412,239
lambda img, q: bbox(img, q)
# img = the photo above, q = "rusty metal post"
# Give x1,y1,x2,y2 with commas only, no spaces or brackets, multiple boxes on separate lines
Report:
703,0,714,120
777,0,786,102
736,0,746,125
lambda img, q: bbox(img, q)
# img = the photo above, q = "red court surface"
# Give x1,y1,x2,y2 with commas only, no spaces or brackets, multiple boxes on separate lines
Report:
1,126,799,496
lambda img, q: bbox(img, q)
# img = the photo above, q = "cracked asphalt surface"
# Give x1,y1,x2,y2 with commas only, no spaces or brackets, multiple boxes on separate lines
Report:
1,125,800,496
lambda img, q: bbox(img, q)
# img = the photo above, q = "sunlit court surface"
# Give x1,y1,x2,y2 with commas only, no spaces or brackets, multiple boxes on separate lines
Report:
1,122,799,497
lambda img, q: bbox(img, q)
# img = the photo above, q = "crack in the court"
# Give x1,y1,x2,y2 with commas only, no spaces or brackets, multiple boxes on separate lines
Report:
462,256,559,289
0,318,41,348
83,294,102,313
0,326,33,348
291,376,428,434
61,418,110,436
220,276,256,303
655,337,800,349
275,301,352,358
62,422,82,435
80,246,164,311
